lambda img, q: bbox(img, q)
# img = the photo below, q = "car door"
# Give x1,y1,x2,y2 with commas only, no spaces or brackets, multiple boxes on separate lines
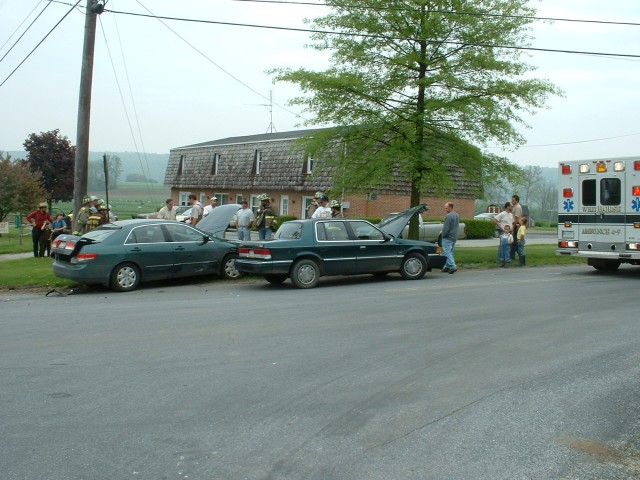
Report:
314,220,357,275
347,220,400,273
163,223,220,276
123,224,174,280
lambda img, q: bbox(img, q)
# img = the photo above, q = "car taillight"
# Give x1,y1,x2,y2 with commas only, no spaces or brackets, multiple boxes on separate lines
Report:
76,253,98,261
558,240,578,248
239,247,272,259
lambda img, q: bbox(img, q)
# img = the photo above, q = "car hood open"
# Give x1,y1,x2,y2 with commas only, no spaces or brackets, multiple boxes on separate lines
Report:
378,204,430,238
195,203,241,238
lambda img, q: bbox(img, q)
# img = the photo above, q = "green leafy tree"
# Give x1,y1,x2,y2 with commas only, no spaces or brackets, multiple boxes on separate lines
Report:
0,152,47,223
23,129,75,211
88,155,123,190
272,0,561,214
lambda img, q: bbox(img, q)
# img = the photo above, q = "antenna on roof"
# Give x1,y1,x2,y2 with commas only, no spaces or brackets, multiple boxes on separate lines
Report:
247,90,277,134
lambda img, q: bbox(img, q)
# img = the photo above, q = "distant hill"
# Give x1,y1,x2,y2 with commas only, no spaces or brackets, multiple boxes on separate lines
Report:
6,150,169,183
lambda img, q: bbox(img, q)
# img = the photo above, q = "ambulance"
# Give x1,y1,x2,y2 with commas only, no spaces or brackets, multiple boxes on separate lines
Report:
556,156,640,271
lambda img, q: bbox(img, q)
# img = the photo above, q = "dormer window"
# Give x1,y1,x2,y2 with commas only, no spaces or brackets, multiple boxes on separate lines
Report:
303,154,314,175
211,153,220,175
253,150,263,175
177,155,185,175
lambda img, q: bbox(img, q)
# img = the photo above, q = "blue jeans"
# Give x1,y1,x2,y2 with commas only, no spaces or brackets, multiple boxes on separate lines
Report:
498,239,511,263
237,226,251,241
441,238,456,269
259,227,272,240
517,238,526,257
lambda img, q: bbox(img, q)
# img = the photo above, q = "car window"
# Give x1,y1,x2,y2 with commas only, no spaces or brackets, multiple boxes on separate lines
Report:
316,221,350,241
126,224,166,244
274,222,303,240
83,227,119,242
349,221,385,241
164,223,207,242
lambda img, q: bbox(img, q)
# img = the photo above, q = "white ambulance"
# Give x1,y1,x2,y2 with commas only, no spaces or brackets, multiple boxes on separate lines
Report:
556,156,640,271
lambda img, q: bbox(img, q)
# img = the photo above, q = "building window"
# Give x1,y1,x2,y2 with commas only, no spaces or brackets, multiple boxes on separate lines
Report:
253,150,262,175
179,192,190,206
211,153,220,175
177,155,185,175
303,154,313,175
215,193,229,205
280,195,289,216
235,194,244,204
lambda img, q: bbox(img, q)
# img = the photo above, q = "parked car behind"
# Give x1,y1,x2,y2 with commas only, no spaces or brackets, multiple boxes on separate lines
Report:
235,204,446,289
51,205,242,292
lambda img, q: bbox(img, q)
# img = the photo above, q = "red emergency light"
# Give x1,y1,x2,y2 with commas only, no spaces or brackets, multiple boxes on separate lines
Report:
633,186,640,196
561,164,572,175
563,188,574,198
635,160,640,171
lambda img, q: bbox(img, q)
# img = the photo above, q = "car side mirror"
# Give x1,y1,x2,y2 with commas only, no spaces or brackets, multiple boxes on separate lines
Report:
382,232,392,242
201,235,211,245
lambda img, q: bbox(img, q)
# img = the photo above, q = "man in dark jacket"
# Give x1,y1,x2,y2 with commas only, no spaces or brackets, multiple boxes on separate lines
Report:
441,202,460,274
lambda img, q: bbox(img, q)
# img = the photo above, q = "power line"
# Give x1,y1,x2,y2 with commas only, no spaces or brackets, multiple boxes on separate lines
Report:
0,1,51,63
0,0,46,53
0,0,82,88
520,131,640,148
105,8,640,60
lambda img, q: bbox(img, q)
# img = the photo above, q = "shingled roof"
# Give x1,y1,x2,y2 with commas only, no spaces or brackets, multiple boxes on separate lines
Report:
165,128,479,198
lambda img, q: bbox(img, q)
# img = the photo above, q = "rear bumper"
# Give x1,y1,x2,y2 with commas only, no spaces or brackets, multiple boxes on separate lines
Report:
53,260,109,286
556,249,640,262
235,259,292,275
428,253,447,269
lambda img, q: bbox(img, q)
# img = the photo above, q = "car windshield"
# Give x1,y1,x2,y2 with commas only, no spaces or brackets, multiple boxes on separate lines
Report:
175,206,190,215
82,226,120,242
274,222,303,239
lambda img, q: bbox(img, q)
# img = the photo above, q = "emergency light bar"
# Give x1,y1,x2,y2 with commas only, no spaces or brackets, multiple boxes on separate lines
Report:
579,164,590,173
596,161,607,173
614,161,625,172
561,164,572,175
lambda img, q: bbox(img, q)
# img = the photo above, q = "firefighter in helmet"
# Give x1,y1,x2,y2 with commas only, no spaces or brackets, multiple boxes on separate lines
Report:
306,191,324,219
72,195,92,235
255,193,277,240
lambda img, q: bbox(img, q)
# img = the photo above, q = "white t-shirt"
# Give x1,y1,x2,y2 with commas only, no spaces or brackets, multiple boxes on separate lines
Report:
495,211,513,230
311,206,332,219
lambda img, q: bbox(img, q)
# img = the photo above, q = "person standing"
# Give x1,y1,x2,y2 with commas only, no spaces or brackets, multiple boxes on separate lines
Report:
26,202,53,258
255,194,277,240
329,200,343,218
311,195,332,219
203,196,218,216
498,224,514,267
517,216,527,266
493,202,513,236
510,194,523,261
441,202,460,274
72,195,92,235
51,212,67,241
306,191,324,219
157,198,177,220
188,194,203,226
236,200,255,241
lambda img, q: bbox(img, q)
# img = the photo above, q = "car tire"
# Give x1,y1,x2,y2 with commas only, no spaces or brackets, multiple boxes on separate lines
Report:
111,262,141,292
221,253,242,280
264,274,287,284
399,252,427,280
290,258,320,288
589,259,621,272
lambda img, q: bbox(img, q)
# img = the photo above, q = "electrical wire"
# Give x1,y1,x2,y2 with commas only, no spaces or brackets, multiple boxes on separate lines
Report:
0,0,50,62
519,131,640,148
0,0,82,88
105,8,640,60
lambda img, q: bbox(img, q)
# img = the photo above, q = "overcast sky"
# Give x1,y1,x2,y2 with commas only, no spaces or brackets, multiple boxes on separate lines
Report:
0,0,638,168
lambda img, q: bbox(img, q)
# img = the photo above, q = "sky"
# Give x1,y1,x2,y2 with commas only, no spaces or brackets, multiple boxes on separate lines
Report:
0,0,638,169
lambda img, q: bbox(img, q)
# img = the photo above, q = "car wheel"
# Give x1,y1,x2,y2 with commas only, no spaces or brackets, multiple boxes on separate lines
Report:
221,253,242,280
111,262,141,292
264,274,287,284
290,259,320,288
588,259,620,272
400,252,427,280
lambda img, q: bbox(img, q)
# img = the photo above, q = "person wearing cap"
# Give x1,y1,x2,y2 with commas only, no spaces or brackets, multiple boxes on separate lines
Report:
255,194,278,240
51,212,67,242
311,195,332,219
26,202,53,257
329,200,343,218
306,191,324,219
203,196,218,216
72,195,92,234
236,200,255,241
157,198,177,220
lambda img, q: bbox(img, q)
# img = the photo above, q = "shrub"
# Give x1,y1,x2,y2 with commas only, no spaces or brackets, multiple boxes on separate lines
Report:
464,220,496,239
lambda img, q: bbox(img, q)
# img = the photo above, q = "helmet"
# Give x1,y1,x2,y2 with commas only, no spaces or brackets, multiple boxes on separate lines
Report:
82,195,91,204
329,200,341,208
257,193,270,202
98,202,110,210
314,191,324,199
89,195,99,201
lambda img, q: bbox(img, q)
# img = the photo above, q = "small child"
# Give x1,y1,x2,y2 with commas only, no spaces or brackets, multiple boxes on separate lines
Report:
498,224,513,267
517,216,527,266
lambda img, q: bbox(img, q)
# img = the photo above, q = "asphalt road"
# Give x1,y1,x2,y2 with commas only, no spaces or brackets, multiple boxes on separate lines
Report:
2,264,639,479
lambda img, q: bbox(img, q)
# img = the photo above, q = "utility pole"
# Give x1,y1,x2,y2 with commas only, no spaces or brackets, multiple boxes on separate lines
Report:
73,0,104,220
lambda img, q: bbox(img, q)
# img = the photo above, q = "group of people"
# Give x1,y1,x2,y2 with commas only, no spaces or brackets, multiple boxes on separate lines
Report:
26,194,112,258
493,195,527,267
306,191,343,219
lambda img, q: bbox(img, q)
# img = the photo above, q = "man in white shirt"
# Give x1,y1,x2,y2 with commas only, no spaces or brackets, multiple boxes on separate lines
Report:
157,199,176,220
203,196,218,216
493,202,513,234
236,200,255,241
311,195,332,219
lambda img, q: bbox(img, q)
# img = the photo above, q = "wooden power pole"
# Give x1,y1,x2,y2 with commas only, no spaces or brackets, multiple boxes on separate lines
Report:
73,0,104,219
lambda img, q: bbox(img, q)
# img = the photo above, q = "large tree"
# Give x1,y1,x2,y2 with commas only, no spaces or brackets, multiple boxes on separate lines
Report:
23,129,75,211
0,152,47,223
273,0,561,208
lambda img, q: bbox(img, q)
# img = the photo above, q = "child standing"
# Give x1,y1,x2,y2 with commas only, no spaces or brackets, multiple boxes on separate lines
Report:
498,224,513,267
517,216,527,266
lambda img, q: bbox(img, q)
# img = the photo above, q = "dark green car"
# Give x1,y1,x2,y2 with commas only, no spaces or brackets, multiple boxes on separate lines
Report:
52,204,242,292
235,204,446,288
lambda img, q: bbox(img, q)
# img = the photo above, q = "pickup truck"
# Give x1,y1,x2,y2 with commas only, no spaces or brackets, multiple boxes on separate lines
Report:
380,210,466,244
